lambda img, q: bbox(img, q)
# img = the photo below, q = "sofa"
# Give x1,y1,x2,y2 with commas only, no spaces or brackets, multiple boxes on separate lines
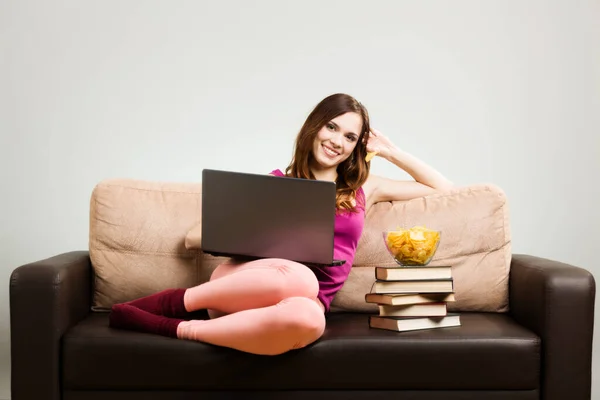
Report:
9,178,596,400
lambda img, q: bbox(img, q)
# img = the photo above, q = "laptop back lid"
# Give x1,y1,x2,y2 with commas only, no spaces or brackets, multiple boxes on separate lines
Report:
201,169,337,265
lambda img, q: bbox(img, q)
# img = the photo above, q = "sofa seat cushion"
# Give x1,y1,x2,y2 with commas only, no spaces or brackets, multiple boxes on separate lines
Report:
62,312,539,391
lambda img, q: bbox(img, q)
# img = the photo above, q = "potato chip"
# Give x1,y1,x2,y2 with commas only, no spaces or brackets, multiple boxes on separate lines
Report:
365,151,377,162
384,226,440,266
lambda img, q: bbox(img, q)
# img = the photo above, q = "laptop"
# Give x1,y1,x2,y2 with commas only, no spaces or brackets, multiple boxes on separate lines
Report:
201,169,346,267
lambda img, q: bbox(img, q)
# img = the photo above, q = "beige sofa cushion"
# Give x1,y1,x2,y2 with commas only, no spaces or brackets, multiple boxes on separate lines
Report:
330,184,511,313
89,179,226,311
89,179,510,313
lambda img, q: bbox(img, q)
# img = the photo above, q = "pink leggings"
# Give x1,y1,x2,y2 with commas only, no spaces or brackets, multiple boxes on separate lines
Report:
176,258,326,355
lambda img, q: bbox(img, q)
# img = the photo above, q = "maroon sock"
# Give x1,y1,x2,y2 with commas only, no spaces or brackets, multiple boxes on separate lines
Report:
109,304,183,338
124,288,193,318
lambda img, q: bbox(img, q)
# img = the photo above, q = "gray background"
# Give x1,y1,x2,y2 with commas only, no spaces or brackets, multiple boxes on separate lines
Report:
1,0,599,398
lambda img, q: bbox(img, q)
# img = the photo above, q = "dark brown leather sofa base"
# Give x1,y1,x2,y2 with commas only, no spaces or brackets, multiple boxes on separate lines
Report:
62,313,539,391
63,390,539,400
10,252,595,400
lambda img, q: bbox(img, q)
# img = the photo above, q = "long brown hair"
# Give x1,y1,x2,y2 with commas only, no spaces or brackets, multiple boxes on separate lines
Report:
285,93,371,213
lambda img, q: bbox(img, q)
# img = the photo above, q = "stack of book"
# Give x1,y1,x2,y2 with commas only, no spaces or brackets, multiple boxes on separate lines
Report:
366,265,461,332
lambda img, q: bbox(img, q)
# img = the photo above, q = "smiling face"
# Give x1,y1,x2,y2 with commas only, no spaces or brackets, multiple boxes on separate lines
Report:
286,93,371,207
311,112,363,170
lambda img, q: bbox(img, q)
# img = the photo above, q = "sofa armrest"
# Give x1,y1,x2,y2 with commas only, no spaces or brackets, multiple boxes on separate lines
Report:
10,251,92,400
509,253,595,400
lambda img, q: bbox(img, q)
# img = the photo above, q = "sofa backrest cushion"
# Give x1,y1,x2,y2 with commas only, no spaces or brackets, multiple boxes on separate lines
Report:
89,179,510,313
330,184,511,313
88,179,225,311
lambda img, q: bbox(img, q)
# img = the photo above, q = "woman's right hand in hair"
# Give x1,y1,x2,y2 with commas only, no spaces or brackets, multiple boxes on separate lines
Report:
366,128,398,160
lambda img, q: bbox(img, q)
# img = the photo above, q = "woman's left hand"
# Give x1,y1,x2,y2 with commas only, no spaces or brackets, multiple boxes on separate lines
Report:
366,128,397,160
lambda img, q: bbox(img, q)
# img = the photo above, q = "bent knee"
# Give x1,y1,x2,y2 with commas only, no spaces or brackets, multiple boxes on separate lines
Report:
271,260,319,299
278,297,325,341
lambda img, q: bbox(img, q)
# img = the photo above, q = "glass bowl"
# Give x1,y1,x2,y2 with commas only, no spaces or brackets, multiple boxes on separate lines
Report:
382,227,441,267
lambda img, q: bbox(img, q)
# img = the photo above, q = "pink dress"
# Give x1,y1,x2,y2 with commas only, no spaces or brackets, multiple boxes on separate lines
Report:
270,169,366,312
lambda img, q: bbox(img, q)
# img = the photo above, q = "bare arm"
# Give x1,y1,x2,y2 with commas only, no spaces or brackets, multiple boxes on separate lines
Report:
363,128,454,207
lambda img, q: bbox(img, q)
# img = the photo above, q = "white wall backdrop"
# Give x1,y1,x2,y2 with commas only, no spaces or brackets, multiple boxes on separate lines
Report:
1,0,599,398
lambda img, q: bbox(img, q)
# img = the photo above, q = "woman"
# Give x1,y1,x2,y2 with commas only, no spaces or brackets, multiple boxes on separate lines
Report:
109,93,454,355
